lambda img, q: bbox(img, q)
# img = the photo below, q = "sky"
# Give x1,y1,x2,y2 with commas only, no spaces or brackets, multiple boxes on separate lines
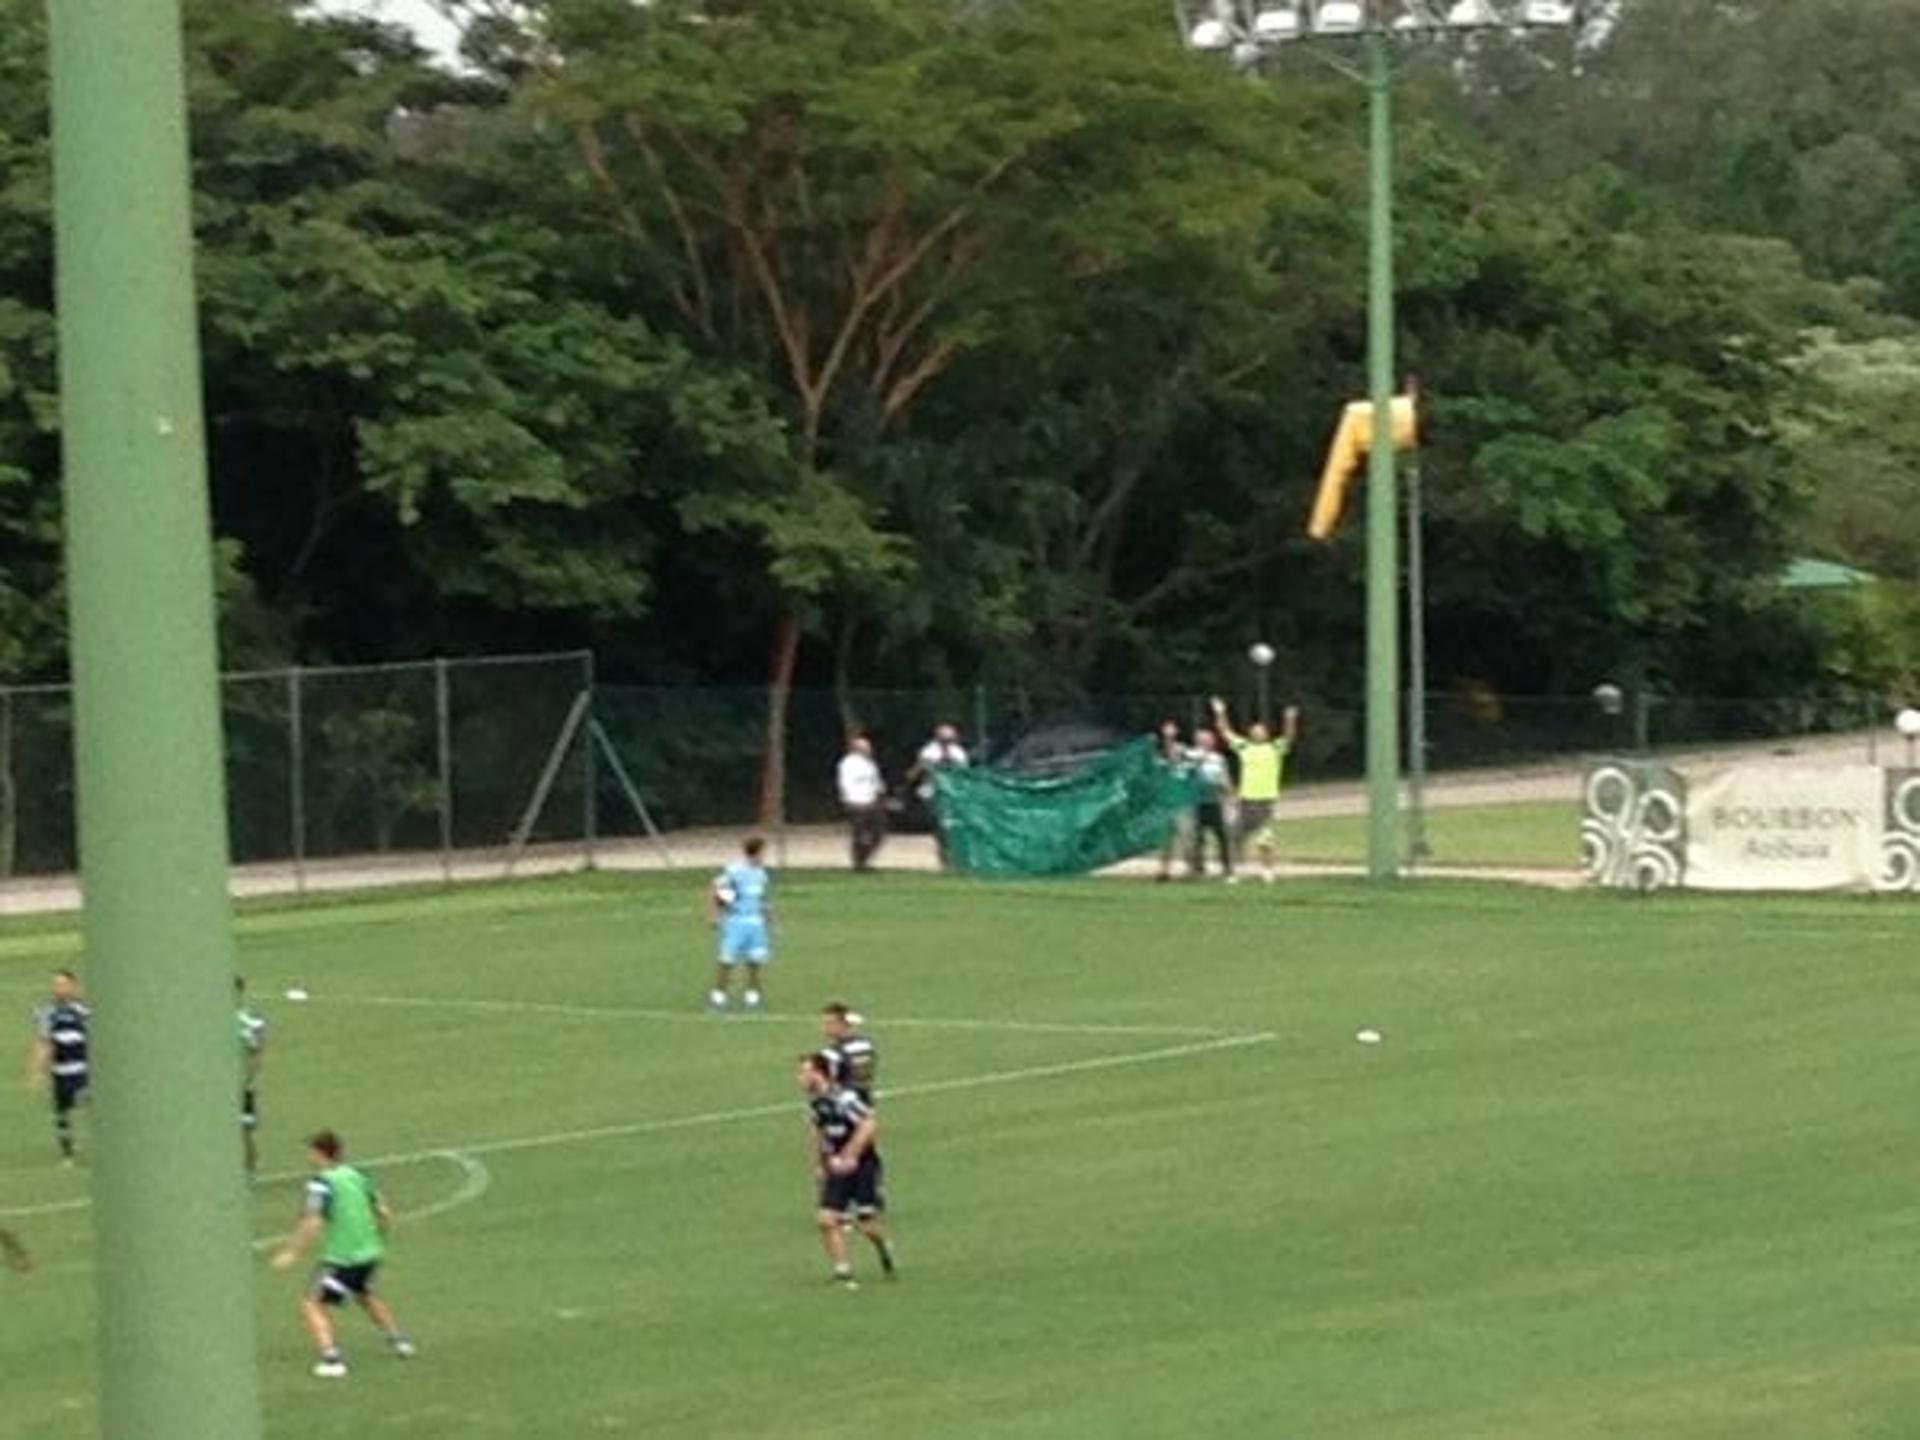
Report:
306,0,466,63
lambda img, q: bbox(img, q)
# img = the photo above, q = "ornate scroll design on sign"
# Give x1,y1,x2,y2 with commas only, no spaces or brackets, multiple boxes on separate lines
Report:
1876,770,1920,894
1582,761,1686,891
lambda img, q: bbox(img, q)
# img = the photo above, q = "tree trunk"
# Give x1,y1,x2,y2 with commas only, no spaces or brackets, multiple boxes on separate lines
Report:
757,613,802,826
833,616,860,742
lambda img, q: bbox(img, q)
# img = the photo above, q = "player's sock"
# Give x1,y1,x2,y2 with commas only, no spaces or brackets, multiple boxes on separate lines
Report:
54,1115,73,1160
870,1237,896,1275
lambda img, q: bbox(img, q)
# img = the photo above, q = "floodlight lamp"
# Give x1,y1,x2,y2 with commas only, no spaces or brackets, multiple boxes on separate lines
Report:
1190,16,1234,49
1315,0,1365,33
1249,642,1277,668
1251,6,1302,44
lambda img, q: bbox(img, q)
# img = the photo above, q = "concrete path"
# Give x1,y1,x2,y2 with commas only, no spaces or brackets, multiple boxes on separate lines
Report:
6,727,1883,915
0,821,1581,919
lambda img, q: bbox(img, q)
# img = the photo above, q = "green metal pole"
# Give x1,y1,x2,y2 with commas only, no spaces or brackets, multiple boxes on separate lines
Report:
1363,29,1401,882
47,2,262,1436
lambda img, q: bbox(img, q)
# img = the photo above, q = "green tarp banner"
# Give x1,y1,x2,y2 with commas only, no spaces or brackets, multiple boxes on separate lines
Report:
933,737,1204,877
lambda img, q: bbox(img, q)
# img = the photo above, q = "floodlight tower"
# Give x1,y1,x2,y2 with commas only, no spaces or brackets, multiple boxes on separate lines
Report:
48,0,260,1434
1170,0,1584,880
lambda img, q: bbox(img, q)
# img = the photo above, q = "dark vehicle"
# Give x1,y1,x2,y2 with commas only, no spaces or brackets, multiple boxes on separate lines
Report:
991,720,1127,779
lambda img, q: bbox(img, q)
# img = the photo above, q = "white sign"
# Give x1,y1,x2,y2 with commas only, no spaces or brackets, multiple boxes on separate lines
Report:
1684,766,1884,892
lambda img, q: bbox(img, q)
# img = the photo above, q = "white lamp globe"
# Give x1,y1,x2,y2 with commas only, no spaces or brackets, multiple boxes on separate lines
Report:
1248,642,1276,668
1896,707,1920,739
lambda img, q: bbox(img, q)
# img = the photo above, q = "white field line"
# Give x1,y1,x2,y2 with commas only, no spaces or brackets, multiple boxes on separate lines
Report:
3,1149,492,1234
0,1032,1273,1222
246,1150,492,1252
318,991,1236,1040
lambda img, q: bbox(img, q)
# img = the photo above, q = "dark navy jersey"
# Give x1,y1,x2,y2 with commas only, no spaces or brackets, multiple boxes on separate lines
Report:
33,1000,90,1079
808,1087,875,1161
819,1034,877,1101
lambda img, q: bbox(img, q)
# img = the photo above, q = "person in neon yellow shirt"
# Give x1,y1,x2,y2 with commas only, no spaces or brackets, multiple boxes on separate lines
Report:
1211,695,1300,884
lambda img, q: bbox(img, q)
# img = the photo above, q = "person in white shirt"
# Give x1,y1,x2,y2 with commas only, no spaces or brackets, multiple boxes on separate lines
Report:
836,734,887,871
905,724,970,867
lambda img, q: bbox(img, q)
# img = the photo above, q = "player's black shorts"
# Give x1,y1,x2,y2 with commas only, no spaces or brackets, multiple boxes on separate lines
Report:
819,1152,885,1217
51,1074,88,1115
313,1262,379,1307
241,1088,259,1130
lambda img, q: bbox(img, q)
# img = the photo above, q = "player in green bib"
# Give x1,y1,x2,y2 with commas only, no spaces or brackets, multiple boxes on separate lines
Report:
1211,695,1300,884
271,1130,414,1379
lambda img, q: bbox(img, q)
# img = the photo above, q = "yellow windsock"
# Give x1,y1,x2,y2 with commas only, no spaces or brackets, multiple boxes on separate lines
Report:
1306,395,1418,541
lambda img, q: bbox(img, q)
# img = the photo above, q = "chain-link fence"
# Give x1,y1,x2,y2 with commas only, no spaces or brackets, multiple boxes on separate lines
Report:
0,652,596,886
0,652,1906,887
594,682,1902,830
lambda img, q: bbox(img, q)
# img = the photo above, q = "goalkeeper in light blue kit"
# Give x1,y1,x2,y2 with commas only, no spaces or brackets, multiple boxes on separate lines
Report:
707,835,773,1013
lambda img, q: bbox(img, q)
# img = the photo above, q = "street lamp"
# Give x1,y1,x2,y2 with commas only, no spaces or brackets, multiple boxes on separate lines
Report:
1897,707,1920,768
1172,0,1585,880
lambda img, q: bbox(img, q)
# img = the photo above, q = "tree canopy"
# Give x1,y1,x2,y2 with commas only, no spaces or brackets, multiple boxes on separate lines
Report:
1,0,1914,731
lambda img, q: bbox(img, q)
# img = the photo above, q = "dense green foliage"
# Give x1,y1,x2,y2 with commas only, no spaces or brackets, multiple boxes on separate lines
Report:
6,872,1920,1435
1,0,1916,710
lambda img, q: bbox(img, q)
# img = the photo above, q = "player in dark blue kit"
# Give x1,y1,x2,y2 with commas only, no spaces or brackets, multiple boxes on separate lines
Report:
797,1052,896,1289
817,1002,877,1103
26,970,90,1163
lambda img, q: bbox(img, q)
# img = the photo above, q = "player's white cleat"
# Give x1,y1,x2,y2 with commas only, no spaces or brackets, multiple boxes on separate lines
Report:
388,1335,416,1360
743,990,763,1012
706,989,728,1013
312,1357,348,1380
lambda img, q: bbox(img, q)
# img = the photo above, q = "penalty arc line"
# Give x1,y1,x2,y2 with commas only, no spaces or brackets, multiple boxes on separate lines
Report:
1,1149,491,1235
0,1032,1273,1222
247,1150,492,1253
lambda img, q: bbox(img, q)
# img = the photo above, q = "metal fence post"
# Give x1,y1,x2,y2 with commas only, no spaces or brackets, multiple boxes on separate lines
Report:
435,656,453,887
288,665,306,896
583,651,598,870
0,687,14,881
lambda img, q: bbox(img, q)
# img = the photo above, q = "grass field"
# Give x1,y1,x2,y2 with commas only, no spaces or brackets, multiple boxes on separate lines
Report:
1273,799,1579,869
2,872,1919,1438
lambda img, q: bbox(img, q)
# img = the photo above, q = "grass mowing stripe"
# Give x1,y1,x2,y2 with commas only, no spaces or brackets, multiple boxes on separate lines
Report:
319,991,1241,1040
0,1032,1273,1222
